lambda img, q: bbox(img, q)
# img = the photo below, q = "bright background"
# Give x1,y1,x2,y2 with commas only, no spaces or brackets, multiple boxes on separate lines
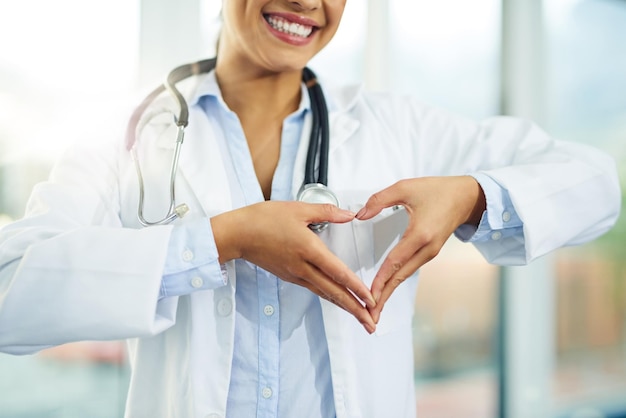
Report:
0,0,625,417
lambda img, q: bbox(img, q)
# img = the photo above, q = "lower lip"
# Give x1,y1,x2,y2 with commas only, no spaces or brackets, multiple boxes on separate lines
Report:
264,18,315,47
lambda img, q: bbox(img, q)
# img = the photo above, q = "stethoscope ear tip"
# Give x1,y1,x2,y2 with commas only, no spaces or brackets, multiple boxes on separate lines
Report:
175,204,190,218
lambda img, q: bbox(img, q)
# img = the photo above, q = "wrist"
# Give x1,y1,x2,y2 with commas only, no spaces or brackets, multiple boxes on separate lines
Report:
210,210,245,263
462,176,486,226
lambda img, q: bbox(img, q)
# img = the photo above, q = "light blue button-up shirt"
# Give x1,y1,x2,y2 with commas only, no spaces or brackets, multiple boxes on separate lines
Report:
158,72,522,418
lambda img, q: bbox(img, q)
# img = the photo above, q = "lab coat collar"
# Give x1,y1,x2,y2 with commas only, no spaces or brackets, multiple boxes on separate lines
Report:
180,105,234,217
324,82,363,114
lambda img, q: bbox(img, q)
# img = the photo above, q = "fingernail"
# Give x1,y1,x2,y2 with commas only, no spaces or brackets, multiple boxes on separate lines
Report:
373,290,381,303
373,311,380,324
355,207,367,219
364,322,376,334
368,295,377,308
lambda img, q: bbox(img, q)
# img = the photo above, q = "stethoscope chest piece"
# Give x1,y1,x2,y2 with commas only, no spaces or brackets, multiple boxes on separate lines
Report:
297,183,340,232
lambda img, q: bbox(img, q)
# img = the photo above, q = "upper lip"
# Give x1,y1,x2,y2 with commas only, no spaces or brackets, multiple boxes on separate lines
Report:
264,11,321,29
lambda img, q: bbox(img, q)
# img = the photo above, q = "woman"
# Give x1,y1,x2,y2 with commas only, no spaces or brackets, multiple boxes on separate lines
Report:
0,1,620,417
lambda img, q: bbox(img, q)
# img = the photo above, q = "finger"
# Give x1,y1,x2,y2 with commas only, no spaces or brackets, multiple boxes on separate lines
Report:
307,240,377,309
293,269,377,334
356,180,410,220
370,244,439,323
370,229,426,301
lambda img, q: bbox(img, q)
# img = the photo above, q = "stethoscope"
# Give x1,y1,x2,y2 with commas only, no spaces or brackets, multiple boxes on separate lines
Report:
125,58,338,232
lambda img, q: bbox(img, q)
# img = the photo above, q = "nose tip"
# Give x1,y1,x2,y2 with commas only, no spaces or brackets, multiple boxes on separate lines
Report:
289,0,321,11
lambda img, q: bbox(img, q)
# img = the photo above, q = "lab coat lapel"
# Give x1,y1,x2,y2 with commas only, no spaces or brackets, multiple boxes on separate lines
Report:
143,73,233,217
148,103,233,217
291,92,363,418
177,106,233,216
291,110,361,199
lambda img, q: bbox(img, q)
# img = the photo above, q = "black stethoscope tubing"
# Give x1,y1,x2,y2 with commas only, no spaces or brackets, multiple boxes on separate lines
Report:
301,67,329,186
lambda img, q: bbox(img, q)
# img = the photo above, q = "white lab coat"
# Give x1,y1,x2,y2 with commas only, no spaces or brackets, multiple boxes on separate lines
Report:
0,73,620,418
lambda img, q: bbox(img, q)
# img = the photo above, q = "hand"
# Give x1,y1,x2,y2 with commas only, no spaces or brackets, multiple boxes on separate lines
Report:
356,176,486,323
211,201,377,334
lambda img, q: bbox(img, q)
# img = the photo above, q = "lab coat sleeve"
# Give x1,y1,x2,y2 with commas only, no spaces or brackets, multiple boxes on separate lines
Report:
0,140,215,355
404,101,621,265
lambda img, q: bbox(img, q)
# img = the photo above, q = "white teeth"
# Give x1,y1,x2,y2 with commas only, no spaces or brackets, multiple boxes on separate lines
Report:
267,16,313,38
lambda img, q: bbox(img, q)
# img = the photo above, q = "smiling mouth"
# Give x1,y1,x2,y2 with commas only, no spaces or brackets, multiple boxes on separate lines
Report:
264,14,316,38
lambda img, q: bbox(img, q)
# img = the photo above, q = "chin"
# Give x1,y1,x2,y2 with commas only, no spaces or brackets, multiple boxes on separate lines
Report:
263,53,314,73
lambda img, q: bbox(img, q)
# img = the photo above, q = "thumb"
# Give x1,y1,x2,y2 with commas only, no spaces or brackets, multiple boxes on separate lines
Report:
306,203,356,224
356,189,399,221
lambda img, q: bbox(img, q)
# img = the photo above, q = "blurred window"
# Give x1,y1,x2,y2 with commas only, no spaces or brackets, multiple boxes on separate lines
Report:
389,0,502,119
387,1,502,417
0,1,138,417
544,0,626,416
309,0,367,85
0,0,139,219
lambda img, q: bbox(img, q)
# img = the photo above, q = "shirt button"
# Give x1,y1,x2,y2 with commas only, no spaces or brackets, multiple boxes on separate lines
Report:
261,387,273,399
502,211,512,222
491,231,502,241
182,249,194,262
263,305,275,316
191,277,204,289
217,299,232,316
